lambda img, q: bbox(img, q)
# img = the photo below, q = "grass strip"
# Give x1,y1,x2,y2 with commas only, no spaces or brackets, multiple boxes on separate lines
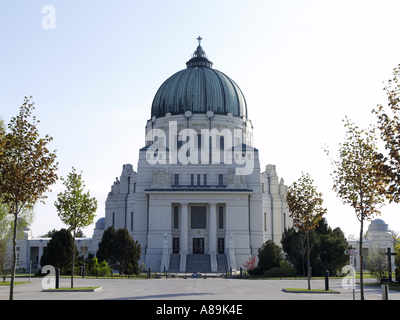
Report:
44,286,101,292
0,281,31,286
283,288,340,293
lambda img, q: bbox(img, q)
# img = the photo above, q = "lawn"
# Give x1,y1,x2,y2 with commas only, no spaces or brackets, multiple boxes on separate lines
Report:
283,288,340,293
0,281,31,286
44,286,101,292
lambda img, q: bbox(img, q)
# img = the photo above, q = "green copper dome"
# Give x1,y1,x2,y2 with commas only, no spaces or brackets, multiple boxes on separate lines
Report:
151,37,248,119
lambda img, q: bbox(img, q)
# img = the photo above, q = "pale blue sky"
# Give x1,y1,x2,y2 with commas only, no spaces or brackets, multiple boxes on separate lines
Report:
1,0,399,237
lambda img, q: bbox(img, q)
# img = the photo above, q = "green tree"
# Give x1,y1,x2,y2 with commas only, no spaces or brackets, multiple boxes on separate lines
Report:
256,240,284,273
373,64,400,203
40,229,78,274
96,227,141,275
41,228,57,238
325,117,387,300
0,199,12,281
96,226,117,270
114,228,141,275
394,236,400,270
282,228,318,277
367,247,388,283
285,172,326,290
54,167,97,288
0,97,58,299
315,219,349,276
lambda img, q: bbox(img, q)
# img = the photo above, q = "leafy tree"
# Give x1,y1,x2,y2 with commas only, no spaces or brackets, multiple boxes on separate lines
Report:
41,228,57,238
113,228,141,275
0,199,12,281
242,256,257,272
367,247,388,283
96,226,117,269
325,117,387,299
285,172,326,290
54,167,97,288
0,96,58,299
282,219,348,277
96,227,141,275
282,227,319,276
373,64,400,203
256,240,284,274
315,219,349,276
40,229,78,274
394,236,400,270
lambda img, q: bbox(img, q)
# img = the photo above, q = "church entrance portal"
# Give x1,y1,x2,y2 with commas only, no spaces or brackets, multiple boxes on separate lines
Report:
193,238,204,254
218,238,225,254
173,238,179,254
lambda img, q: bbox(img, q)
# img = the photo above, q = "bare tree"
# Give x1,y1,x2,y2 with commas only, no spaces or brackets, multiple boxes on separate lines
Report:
367,247,388,283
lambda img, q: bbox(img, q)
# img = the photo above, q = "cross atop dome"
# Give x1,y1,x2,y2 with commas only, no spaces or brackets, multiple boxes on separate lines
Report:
186,36,213,68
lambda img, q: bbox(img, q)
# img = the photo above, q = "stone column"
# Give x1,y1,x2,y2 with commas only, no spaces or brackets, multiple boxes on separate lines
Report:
38,245,43,268
209,203,217,253
180,203,189,253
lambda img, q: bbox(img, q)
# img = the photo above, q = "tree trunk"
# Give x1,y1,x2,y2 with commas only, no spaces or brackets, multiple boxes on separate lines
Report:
359,216,364,300
307,230,311,290
9,210,18,300
71,228,75,289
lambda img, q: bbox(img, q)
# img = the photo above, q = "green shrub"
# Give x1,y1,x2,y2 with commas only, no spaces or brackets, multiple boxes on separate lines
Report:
264,261,296,278
91,257,112,277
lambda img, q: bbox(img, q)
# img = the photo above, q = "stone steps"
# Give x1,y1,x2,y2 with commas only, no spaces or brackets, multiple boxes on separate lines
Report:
186,254,211,273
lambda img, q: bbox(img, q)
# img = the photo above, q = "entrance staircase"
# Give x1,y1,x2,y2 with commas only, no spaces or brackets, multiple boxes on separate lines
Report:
168,254,180,273
217,254,228,273
186,254,211,273
167,254,228,274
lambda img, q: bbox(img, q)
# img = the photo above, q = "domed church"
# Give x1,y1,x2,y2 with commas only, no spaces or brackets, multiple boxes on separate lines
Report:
10,38,293,273
102,37,293,273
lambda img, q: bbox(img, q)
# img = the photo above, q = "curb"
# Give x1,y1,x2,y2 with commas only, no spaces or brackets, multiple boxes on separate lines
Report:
43,287,102,292
282,288,341,294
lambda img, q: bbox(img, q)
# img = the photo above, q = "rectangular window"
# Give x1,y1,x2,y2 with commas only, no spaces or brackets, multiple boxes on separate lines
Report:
218,206,224,229
191,174,194,186
131,212,134,231
197,174,201,186
112,212,115,228
264,212,267,231
218,174,223,186
174,174,179,186
177,136,183,150
283,213,286,230
191,206,206,229
174,206,179,229
204,174,207,186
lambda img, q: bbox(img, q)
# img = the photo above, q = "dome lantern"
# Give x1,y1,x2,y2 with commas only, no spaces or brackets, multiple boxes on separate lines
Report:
186,36,213,68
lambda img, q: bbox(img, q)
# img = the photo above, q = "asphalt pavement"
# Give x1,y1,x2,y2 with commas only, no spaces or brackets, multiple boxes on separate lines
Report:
1,276,399,302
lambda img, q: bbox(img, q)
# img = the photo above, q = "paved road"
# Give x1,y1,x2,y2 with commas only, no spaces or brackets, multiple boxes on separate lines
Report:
1,277,399,301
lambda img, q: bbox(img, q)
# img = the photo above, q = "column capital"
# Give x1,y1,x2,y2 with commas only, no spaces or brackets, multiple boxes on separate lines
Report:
209,202,218,206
